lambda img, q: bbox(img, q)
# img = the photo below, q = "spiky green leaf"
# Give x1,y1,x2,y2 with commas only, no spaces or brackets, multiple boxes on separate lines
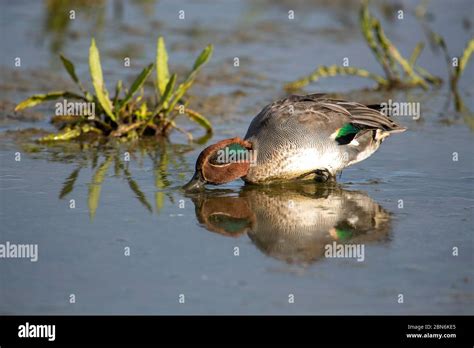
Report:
15,91,86,111
59,54,91,101
156,37,170,96
38,124,101,142
409,42,424,66
166,79,193,113
285,65,387,90
89,38,115,121
60,55,82,86
192,44,213,72
38,127,82,142
113,79,123,108
119,63,154,109
168,45,213,109
457,37,474,79
184,108,212,134
158,73,176,109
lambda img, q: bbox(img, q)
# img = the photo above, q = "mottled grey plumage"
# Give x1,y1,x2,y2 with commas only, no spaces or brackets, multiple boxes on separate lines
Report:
243,93,406,183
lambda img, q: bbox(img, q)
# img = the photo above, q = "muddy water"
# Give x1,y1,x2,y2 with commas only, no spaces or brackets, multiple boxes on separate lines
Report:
0,0,473,314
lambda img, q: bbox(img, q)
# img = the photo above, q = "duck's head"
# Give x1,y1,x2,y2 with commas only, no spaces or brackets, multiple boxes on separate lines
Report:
183,137,253,192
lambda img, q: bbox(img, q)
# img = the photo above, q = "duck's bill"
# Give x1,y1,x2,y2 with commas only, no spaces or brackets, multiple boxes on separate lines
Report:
182,172,206,192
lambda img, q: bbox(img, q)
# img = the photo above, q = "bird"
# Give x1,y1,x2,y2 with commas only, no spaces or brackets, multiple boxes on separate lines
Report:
187,183,392,264
183,93,406,191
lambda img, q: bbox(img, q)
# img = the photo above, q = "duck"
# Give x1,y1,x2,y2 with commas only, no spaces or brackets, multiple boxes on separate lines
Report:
187,183,391,264
183,93,406,191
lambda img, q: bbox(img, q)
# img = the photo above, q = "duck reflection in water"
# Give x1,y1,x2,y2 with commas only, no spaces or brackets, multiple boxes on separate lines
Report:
186,183,392,265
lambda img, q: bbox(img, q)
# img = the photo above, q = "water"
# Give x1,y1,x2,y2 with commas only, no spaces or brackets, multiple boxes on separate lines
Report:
0,0,473,314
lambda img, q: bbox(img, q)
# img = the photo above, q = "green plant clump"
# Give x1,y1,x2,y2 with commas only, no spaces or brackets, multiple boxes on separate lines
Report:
285,1,442,91
427,32,474,112
15,37,213,142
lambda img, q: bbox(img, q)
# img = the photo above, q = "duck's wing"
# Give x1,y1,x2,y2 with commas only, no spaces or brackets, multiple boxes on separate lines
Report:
244,94,406,142
244,94,336,140
334,100,406,132
290,94,406,132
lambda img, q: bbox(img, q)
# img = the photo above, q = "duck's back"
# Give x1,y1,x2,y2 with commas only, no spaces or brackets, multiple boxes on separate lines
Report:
243,94,405,183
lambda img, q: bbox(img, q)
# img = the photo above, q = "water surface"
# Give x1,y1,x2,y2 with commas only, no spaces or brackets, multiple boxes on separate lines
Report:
0,0,473,314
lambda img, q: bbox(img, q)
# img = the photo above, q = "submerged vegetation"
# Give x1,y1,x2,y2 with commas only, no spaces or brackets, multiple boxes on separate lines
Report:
286,1,444,91
15,37,213,142
427,32,474,113
19,138,192,220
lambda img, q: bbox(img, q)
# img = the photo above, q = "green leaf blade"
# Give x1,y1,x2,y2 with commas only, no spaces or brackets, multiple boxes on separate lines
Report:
458,37,474,79
60,54,81,86
15,91,86,111
166,78,193,113
113,79,123,108
89,38,115,121
192,44,213,72
167,44,213,109
160,73,176,108
119,63,154,110
38,127,82,142
184,108,213,134
156,37,170,96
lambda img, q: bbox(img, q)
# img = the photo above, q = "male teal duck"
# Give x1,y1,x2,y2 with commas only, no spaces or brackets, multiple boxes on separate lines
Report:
183,93,406,191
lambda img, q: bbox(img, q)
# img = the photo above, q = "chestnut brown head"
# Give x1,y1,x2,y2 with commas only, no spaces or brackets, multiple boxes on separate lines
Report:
183,137,253,191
